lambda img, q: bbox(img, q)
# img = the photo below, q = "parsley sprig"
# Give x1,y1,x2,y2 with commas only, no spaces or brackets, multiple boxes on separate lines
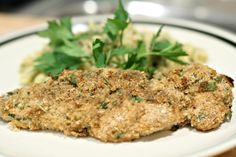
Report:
35,17,89,77
104,0,129,46
38,17,75,47
35,0,188,78
92,39,107,68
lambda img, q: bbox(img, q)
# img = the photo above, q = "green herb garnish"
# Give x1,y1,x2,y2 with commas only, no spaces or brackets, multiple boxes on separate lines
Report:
215,76,223,82
199,81,217,92
92,39,107,68
66,74,77,87
114,132,125,139
104,0,129,45
35,0,188,78
197,112,205,121
35,52,82,77
226,111,232,121
131,95,143,103
100,102,108,109
35,17,89,77
207,82,217,91
38,17,75,47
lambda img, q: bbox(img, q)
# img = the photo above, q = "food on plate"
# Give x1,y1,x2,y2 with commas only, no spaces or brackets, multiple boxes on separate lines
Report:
0,64,233,142
0,0,233,143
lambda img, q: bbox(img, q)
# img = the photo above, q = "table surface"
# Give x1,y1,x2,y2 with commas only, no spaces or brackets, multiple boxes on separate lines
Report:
0,13,235,157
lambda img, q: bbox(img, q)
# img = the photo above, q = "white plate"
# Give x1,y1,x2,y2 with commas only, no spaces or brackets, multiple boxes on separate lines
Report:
0,15,236,157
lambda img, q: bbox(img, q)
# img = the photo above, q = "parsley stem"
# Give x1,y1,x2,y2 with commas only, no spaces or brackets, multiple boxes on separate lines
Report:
160,44,177,53
137,52,162,58
150,25,164,50
120,30,124,46
106,50,112,65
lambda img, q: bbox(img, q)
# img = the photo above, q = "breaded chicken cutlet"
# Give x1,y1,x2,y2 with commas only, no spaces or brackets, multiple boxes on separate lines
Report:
0,64,234,142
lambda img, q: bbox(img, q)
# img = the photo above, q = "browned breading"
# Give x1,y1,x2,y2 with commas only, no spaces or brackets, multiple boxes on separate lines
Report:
0,64,234,142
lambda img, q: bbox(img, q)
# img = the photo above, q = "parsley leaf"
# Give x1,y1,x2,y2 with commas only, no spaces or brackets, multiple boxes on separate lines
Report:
114,0,128,21
104,0,129,43
124,53,138,69
152,40,188,64
112,47,135,56
123,41,148,70
56,40,89,58
92,39,107,68
149,26,188,65
38,17,75,46
36,17,89,77
104,19,128,41
131,95,143,103
35,52,82,77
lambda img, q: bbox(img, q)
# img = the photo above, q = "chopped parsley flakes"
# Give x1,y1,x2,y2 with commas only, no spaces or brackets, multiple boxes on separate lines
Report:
100,102,108,110
114,132,125,139
66,74,77,87
131,95,143,103
207,82,217,91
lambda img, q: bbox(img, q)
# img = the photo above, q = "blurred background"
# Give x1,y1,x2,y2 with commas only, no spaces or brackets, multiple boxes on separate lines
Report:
0,0,236,33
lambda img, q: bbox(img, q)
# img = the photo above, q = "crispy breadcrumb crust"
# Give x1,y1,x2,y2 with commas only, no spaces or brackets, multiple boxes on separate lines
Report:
0,64,233,142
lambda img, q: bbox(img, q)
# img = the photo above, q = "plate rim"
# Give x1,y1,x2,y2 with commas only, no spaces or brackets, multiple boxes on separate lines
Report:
0,15,236,157
0,15,235,47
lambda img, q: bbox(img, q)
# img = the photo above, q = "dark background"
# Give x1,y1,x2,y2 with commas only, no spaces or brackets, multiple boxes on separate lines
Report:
0,0,235,33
